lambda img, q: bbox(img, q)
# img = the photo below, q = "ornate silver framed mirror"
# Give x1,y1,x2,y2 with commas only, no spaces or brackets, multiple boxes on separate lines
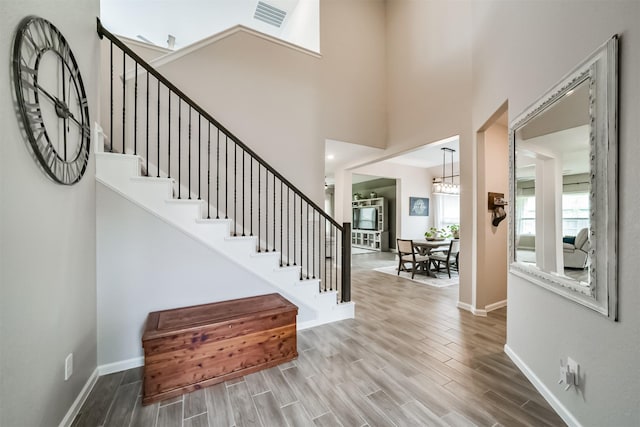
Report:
509,36,618,319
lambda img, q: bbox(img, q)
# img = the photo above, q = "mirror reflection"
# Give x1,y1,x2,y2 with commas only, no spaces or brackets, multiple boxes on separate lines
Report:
514,78,591,285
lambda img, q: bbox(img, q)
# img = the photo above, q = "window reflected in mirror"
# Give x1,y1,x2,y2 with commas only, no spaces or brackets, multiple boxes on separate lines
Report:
515,161,536,264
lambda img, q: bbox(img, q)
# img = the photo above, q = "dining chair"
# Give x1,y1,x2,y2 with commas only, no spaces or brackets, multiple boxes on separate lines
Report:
396,239,430,279
429,239,460,278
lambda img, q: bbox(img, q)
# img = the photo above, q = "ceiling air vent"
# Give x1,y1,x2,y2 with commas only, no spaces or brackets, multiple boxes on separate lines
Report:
253,1,287,28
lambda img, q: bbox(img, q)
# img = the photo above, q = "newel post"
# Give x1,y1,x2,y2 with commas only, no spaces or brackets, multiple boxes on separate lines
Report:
341,222,351,302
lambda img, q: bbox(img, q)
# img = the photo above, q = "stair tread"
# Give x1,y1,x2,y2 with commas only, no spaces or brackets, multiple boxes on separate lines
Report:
196,218,232,224
165,198,204,204
130,176,174,183
96,152,141,160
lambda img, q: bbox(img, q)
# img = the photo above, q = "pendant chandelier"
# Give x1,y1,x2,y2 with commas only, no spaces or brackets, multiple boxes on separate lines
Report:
432,147,460,195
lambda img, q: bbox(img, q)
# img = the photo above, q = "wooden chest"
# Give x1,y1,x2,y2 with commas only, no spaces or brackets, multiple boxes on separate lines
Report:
142,293,298,405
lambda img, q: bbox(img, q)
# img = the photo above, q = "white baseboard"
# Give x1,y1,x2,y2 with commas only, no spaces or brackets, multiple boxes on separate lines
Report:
485,299,507,312
456,301,487,317
297,302,356,330
457,299,506,316
58,368,98,427
98,356,144,375
504,344,581,427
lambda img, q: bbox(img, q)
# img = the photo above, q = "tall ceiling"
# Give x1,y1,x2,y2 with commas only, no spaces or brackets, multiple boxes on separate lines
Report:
101,0,309,50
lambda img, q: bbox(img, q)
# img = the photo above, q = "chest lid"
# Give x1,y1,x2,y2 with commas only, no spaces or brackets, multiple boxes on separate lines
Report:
143,293,297,341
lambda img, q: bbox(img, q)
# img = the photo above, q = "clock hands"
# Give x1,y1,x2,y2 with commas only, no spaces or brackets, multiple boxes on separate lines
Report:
33,81,85,130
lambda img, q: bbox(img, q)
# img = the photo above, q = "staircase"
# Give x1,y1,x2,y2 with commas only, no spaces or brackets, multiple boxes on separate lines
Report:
96,19,353,330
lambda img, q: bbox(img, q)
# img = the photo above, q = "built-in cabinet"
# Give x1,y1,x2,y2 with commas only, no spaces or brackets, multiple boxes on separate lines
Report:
351,197,389,251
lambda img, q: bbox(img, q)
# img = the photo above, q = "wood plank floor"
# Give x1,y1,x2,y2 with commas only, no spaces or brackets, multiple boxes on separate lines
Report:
72,252,565,427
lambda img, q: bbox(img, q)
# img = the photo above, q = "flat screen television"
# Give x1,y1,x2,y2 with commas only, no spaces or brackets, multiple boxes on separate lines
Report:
353,207,378,230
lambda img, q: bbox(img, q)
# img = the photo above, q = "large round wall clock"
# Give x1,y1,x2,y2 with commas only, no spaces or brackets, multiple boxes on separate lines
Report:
12,16,90,185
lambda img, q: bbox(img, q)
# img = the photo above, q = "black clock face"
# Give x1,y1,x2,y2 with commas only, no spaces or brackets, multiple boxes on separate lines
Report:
12,16,91,185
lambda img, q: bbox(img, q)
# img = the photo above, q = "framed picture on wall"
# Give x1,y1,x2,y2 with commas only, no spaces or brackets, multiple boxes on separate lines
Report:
409,197,429,216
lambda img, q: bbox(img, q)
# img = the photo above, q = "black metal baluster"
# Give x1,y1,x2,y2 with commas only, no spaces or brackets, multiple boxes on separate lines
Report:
329,225,333,290
265,169,268,251
198,115,201,200
258,164,261,252
233,144,237,236
122,51,126,154
324,218,327,291
249,158,253,235
134,62,137,155
300,196,303,279
177,99,181,198
318,213,321,283
225,135,228,219
207,124,211,219
216,129,219,219
335,228,340,292
306,204,309,279
336,227,340,292
188,107,191,199
109,41,113,152
167,90,170,178
287,188,290,266
156,80,160,177
273,174,276,252
145,71,149,175
312,209,315,279
242,150,245,236
280,181,283,266
293,194,296,267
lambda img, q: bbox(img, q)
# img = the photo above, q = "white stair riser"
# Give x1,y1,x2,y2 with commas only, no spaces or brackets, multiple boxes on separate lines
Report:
127,180,173,202
162,202,203,223
96,154,140,186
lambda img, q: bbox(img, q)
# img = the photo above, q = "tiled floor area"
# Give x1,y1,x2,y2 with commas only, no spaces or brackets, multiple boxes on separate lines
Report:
72,252,565,426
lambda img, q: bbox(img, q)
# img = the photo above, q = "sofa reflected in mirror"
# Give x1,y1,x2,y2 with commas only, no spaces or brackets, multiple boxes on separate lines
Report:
515,230,588,283
563,228,589,269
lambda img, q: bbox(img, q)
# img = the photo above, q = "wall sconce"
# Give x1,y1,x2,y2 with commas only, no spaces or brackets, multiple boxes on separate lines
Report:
488,192,508,226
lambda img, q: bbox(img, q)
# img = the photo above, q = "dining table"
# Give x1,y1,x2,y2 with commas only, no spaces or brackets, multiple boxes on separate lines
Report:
412,239,451,277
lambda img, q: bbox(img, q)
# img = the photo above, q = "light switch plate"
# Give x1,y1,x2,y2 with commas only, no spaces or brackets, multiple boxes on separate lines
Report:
65,353,73,381
567,357,579,386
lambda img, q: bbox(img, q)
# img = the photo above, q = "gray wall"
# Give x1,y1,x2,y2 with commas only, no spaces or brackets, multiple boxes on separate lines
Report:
471,1,640,425
352,178,397,249
0,1,100,425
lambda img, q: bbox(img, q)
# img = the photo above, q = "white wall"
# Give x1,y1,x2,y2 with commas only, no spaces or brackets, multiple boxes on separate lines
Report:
96,183,284,367
0,1,100,425
471,1,640,425
281,0,320,52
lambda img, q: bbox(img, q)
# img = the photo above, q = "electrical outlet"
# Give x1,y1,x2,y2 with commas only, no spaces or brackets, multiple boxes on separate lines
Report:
64,353,73,381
